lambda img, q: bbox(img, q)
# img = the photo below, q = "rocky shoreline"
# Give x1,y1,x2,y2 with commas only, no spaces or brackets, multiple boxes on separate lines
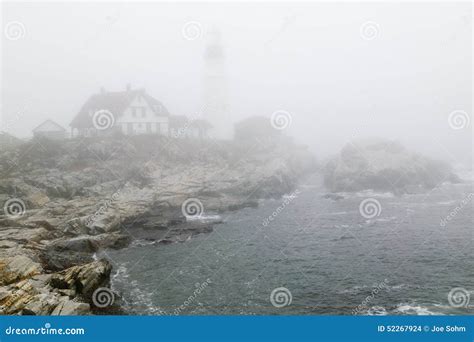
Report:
0,135,316,315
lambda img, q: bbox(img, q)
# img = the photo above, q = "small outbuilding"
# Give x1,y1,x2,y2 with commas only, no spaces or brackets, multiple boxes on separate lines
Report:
32,119,67,140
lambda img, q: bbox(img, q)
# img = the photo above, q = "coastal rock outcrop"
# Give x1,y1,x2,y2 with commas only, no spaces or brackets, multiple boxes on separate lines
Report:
0,256,42,286
323,139,460,194
0,135,316,315
0,260,111,315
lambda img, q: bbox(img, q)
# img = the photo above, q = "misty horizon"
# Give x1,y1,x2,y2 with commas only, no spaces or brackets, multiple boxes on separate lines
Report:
1,1,472,165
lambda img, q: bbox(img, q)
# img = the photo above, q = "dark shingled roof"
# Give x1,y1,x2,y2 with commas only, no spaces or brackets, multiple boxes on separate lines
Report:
71,88,169,128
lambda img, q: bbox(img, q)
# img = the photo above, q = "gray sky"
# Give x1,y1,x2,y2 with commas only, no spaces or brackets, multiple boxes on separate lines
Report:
1,1,472,166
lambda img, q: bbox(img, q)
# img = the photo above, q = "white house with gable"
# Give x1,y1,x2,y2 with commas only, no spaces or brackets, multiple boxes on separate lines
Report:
116,89,169,135
70,85,170,137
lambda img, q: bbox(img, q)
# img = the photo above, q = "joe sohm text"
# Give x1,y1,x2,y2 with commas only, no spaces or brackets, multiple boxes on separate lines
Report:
377,325,467,333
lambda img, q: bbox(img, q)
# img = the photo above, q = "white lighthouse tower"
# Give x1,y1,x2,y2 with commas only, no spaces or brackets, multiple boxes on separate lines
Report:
202,28,230,139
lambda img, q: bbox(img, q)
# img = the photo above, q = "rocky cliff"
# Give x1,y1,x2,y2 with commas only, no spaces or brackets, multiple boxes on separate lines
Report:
0,135,315,315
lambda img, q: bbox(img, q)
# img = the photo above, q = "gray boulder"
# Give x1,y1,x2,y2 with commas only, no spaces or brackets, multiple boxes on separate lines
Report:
323,139,460,194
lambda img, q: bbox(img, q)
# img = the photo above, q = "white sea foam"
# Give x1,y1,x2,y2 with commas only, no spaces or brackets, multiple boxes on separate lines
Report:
374,216,397,222
393,303,443,315
112,263,164,315
389,284,406,290
340,190,395,199
323,211,350,216
130,239,156,248
112,263,130,282
366,306,388,316
186,214,222,222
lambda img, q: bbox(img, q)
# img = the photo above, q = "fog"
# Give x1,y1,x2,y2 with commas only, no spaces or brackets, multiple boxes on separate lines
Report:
1,1,472,166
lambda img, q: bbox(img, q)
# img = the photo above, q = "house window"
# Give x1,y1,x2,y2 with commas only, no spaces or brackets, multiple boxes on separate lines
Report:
132,107,137,117
141,107,146,117
155,104,163,115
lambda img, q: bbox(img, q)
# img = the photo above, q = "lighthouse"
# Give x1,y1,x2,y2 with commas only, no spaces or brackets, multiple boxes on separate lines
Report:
202,28,230,139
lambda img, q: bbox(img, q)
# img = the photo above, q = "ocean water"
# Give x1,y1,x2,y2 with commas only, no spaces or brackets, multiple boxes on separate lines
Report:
106,174,473,315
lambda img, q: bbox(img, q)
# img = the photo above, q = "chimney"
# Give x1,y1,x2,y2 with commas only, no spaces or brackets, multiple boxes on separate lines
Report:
100,87,106,94
126,83,131,92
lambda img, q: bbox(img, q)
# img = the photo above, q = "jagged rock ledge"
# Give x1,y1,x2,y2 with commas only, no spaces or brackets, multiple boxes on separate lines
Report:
0,135,316,315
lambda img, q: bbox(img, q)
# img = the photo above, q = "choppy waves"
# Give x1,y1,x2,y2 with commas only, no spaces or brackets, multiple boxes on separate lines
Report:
108,177,472,316
112,263,164,315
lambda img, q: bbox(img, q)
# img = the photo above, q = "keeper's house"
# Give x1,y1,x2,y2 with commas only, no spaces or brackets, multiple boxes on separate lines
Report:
70,85,170,137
